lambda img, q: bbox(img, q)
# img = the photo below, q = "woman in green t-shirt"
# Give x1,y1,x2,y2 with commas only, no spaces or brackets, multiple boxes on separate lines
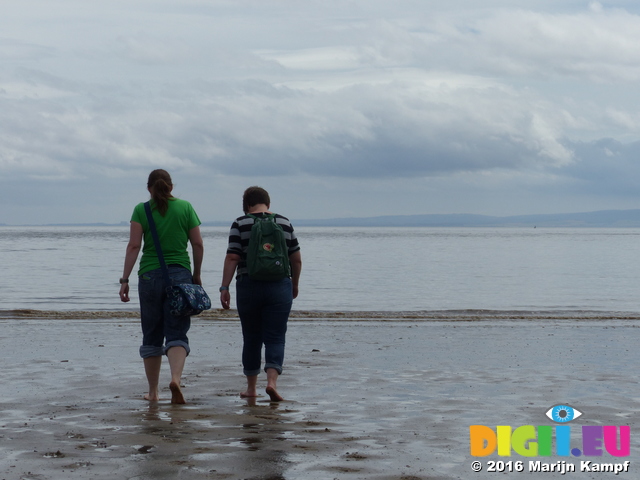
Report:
119,169,204,404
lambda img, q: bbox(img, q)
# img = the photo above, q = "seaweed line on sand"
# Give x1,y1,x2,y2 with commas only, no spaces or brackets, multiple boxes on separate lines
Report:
3,308,640,322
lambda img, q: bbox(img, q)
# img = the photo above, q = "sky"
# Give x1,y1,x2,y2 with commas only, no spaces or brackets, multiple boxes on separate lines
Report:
2,0,640,224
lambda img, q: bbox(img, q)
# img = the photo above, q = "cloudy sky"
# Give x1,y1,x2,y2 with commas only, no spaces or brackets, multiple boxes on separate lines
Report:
2,0,640,224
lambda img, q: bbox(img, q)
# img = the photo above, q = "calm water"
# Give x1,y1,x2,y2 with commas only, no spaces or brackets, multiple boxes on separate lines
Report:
1,226,639,312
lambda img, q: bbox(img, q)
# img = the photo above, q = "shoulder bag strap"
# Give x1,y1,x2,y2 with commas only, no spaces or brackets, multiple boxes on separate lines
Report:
144,201,172,287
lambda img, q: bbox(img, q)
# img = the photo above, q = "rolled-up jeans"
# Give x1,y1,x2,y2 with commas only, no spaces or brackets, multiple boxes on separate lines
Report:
138,265,192,358
236,276,293,376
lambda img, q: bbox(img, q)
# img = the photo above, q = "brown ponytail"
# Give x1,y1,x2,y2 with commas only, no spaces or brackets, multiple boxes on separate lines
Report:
147,169,173,216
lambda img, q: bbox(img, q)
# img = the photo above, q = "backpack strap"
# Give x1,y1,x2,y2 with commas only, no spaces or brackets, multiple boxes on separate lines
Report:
247,212,276,222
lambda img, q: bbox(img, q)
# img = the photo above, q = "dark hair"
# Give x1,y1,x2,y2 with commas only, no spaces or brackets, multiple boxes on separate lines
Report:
242,186,270,213
147,169,173,216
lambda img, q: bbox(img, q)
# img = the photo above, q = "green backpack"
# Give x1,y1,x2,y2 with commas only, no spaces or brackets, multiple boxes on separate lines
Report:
246,213,290,281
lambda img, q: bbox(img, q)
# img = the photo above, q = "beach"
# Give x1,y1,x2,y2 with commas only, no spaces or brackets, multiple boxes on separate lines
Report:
1,310,639,479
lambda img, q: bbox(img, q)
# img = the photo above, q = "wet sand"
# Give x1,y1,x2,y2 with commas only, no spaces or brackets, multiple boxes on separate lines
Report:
1,310,639,479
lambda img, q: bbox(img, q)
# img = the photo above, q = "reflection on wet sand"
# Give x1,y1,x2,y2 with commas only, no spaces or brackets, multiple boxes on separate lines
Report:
128,395,296,479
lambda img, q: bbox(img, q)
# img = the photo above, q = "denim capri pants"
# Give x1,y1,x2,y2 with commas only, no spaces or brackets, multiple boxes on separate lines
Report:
236,276,293,376
138,265,192,358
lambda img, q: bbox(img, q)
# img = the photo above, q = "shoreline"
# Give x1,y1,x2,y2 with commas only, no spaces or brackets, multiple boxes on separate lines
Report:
4,308,640,321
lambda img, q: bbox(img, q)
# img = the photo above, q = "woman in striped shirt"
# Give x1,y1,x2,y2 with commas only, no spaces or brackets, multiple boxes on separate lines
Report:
220,186,302,401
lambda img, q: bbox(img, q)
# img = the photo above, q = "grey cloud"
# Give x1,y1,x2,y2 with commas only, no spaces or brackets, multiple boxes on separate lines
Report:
300,5,640,83
431,6,640,82
0,74,580,182
174,80,575,178
0,38,55,61
560,138,640,195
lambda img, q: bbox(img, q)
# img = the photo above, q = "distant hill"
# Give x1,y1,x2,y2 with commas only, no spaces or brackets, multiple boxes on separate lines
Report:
5,209,640,227
289,209,640,227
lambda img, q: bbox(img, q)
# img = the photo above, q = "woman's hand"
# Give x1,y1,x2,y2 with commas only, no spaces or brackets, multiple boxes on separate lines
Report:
220,290,231,309
119,283,130,302
219,253,240,310
120,221,142,303
289,251,302,300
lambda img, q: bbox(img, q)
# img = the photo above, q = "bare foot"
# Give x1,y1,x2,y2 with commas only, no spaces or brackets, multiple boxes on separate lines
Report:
170,381,186,404
266,385,283,402
240,389,258,398
144,391,159,402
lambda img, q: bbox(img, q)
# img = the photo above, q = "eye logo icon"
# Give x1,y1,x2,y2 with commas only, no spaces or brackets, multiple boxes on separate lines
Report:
546,405,582,423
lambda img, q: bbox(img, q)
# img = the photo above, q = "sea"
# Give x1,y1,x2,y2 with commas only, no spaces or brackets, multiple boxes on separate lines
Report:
1,225,639,314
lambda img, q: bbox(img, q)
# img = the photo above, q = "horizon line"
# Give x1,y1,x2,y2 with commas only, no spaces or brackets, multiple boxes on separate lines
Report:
2,208,640,227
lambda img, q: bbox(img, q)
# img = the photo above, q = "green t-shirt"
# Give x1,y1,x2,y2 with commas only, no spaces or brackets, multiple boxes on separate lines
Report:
131,198,201,276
